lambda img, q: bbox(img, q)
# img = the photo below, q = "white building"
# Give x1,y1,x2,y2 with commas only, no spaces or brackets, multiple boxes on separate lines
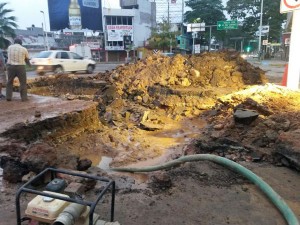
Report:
102,0,156,61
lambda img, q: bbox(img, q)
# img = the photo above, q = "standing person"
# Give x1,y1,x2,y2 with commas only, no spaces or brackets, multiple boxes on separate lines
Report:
0,49,6,99
6,38,31,102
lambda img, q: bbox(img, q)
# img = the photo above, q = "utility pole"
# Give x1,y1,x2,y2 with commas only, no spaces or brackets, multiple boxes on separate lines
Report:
181,0,184,35
209,26,212,51
258,0,264,60
41,22,46,50
206,25,217,51
167,0,170,25
40,10,49,50
167,0,171,53
192,32,196,54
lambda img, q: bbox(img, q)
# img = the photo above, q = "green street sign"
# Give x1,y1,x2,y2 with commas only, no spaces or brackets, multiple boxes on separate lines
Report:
217,20,238,30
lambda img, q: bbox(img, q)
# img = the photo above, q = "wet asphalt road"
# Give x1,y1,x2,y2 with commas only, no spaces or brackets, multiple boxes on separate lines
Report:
27,63,122,79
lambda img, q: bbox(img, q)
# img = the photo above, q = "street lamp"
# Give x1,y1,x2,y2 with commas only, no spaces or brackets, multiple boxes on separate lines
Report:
258,0,263,60
40,10,49,50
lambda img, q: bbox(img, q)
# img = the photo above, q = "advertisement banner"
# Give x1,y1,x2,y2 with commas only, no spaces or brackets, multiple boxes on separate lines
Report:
105,46,125,51
107,25,133,42
81,42,102,50
48,0,102,31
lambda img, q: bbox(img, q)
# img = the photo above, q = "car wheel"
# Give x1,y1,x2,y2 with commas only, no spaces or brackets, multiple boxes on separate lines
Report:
86,65,94,74
54,66,64,74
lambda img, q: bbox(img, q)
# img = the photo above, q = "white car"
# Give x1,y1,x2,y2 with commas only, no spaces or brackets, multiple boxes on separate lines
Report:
30,50,96,75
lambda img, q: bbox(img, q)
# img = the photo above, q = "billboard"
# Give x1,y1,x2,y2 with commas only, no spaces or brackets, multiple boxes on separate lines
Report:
107,25,133,41
48,0,103,31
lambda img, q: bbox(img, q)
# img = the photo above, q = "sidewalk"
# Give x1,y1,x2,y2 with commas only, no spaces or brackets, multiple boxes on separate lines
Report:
0,92,98,143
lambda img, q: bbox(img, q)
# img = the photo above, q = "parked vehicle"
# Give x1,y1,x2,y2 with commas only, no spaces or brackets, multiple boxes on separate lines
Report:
69,44,92,59
30,50,96,75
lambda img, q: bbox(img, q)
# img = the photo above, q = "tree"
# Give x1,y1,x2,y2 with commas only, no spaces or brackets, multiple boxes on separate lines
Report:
185,0,226,25
0,3,17,49
148,19,179,52
184,0,226,43
226,0,285,43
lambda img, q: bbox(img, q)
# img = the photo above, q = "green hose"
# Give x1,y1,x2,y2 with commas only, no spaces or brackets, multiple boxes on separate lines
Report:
111,154,300,225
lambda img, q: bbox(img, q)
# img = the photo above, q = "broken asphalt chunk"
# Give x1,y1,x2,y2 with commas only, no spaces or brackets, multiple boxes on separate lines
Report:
234,109,259,125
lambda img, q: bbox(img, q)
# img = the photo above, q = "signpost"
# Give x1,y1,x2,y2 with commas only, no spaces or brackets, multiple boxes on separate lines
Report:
280,0,300,89
259,25,270,33
187,23,205,32
217,20,238,30
194,44,200,54
187,23,205,54
262,40,268,46
192,32,198,54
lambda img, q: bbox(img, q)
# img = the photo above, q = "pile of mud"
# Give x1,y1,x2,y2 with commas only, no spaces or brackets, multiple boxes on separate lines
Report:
92,51,267,121
28,51,268,124
95,51,266,100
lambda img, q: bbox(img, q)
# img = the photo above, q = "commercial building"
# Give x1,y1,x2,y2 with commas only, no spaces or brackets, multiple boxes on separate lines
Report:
102,0,156,61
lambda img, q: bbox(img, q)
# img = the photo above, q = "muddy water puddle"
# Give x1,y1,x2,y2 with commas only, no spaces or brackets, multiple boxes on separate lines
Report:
99,117,206,171
152,117,206,144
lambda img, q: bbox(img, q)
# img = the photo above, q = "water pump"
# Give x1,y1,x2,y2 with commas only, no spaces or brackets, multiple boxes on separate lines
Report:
16,168,119,225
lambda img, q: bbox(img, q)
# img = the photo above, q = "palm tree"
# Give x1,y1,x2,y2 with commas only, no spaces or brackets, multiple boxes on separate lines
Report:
0,2,18,49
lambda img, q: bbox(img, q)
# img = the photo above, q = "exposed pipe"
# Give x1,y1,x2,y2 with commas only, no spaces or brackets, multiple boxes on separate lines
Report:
53,203,86,225
52,204,120,225
111,154,300,225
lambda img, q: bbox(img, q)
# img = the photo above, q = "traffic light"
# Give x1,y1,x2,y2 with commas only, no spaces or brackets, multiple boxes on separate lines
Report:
246,46,251,53
123,35,132,50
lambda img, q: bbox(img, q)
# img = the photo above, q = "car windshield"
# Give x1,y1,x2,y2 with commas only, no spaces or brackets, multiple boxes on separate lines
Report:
70,52,82,59
35,51,52,58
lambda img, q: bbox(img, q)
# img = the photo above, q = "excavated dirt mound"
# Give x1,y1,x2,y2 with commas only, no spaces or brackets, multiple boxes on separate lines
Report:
29,51,267,123
96,51,266,93
93,51,266,110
